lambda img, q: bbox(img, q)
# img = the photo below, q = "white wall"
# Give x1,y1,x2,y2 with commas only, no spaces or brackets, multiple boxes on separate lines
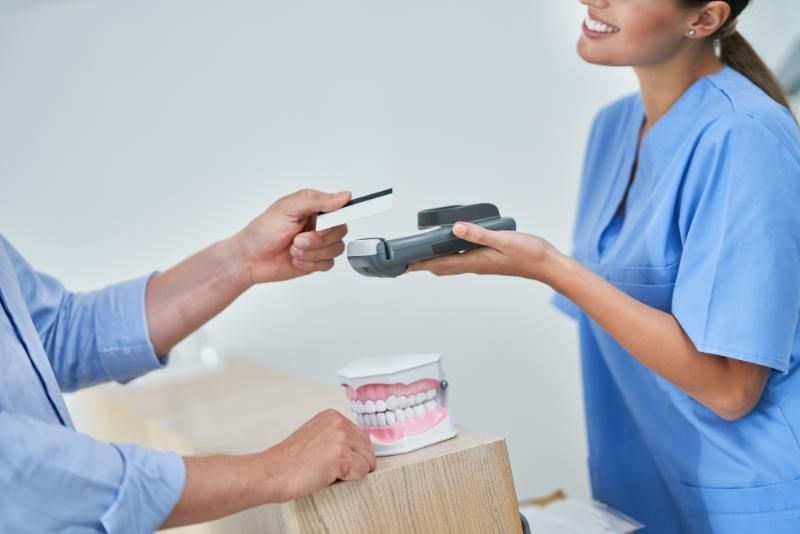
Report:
2,0,798,502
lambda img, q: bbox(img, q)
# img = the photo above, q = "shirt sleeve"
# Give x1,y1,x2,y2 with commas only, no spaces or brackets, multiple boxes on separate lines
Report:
0,410,185,533
0,236,168,392
672,113,800,373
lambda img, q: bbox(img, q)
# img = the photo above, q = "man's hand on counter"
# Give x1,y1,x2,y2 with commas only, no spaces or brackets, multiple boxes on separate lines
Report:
161,410,375,529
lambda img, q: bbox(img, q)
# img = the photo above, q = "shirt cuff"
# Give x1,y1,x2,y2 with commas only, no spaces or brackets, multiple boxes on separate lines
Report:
95,273,169,384
101,444,186,533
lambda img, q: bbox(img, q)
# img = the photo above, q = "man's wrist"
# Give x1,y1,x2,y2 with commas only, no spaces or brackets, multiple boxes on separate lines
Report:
247,448,291,504
217,235,257,292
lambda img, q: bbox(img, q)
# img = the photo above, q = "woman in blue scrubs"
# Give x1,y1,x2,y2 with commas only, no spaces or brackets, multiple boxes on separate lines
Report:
411,0,800,532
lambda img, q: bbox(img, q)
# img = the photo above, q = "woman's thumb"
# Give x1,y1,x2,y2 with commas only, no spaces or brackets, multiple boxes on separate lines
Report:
453,222,502,248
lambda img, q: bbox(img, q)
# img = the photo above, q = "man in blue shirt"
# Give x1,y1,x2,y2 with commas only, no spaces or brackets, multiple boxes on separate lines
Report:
0,188,376,532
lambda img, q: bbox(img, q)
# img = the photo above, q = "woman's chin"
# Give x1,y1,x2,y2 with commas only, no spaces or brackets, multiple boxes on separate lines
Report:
576,40,627,66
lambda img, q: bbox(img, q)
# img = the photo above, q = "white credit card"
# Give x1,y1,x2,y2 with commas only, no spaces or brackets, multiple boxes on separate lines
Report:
316,188,393,230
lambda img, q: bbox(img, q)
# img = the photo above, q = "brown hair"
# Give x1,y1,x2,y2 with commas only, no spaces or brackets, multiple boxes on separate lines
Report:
682,0,793,114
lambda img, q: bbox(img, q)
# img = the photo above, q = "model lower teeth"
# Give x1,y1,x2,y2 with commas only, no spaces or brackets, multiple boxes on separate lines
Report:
586,16,619,33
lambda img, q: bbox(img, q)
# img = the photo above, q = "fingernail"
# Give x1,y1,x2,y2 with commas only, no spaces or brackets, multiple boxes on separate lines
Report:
335,191,350,199
295,235,310,248
290,246,303,257
453,223,467,235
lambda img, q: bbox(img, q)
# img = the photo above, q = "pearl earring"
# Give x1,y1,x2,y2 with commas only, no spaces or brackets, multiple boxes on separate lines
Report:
688,29,697,38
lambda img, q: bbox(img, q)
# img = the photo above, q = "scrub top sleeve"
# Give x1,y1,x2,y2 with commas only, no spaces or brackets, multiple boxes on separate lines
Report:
672,114,800,373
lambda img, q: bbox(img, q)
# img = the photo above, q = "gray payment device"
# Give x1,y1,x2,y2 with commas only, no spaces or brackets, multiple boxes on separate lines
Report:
347,203,517,278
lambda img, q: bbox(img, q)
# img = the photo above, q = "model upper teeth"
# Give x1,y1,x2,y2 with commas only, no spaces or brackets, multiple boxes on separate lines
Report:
585,15,620,33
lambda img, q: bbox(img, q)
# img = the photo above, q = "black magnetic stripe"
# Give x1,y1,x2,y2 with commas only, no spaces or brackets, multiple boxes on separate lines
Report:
340,188,393,208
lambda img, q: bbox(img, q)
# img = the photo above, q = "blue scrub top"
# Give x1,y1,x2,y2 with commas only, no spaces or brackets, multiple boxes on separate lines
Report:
555,66,800,532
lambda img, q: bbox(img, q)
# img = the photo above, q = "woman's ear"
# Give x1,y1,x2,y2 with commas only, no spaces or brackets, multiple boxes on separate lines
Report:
687,1,732,39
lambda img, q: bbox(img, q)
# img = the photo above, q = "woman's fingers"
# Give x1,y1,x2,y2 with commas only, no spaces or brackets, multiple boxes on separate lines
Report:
408,249,488,276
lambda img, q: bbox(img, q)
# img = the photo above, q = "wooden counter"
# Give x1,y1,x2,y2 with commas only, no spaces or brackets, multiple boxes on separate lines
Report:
67,359,522,534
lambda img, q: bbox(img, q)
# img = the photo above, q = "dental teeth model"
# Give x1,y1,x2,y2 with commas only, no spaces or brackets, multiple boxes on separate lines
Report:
337,353,457,456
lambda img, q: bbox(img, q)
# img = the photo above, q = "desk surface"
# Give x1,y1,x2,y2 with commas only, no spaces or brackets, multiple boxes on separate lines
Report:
71,359,502,474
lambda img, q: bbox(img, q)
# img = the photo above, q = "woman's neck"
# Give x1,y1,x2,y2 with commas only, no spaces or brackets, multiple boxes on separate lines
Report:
634,44,724,135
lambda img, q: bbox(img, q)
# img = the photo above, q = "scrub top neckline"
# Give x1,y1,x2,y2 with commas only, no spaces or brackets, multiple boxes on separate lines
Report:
593,65,733,262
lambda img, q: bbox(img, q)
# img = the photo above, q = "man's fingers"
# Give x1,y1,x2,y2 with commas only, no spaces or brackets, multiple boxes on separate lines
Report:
291,241,345,262
292,258,335,273
293,225,348,250
346,431,377,472
339,451,371,482
280,189,352,218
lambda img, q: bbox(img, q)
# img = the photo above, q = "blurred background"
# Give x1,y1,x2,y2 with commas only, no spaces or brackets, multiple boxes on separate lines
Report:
2,0,799,502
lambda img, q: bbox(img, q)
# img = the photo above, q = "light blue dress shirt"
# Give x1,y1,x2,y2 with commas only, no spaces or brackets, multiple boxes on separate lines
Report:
0,235,185,533
555,66,800,532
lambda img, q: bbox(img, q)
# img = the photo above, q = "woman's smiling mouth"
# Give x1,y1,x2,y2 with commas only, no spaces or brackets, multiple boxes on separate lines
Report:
583,13,621,35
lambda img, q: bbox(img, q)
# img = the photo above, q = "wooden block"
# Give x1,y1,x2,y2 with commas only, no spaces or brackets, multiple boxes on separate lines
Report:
67,359,522,534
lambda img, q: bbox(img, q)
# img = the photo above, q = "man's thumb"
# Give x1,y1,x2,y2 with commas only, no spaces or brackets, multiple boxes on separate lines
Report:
284,189,351,217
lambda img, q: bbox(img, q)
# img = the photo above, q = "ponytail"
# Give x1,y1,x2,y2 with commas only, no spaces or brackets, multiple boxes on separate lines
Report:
719,30,795,114
682,0,796,120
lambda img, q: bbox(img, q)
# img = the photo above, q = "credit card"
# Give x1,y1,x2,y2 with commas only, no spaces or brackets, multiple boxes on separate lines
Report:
316,188,393,230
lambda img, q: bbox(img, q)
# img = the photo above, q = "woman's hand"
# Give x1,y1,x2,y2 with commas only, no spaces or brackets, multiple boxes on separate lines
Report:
408,221,562,283
233,189,352,284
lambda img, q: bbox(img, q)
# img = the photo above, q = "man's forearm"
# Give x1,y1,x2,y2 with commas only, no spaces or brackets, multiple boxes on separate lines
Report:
161,452,282,529
146,238,251,356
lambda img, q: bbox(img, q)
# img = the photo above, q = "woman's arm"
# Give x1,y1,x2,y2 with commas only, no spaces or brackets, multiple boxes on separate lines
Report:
410,222,770,421
146,189,351,356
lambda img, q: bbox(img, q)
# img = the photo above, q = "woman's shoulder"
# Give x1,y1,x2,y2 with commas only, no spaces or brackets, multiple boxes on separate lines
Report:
592,93,640,127
701,66,800,154
586,93,641,144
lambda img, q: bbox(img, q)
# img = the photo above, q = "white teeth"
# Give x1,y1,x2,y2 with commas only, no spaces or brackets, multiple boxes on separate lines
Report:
585,15,619,33
350,387,442,427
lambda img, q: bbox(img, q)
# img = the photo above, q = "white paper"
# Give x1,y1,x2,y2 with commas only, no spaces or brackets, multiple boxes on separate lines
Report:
521,499,643,534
